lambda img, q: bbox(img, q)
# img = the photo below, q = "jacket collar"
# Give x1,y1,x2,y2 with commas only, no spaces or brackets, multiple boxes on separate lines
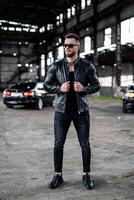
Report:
64,57,80,68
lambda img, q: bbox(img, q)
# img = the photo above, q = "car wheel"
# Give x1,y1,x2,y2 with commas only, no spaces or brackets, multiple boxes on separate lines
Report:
6,104,13,108
122,105,127,113
36,98,44,110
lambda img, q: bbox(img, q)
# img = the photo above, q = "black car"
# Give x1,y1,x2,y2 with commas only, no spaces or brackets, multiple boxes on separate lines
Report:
3,82,53,110
122,84,134,113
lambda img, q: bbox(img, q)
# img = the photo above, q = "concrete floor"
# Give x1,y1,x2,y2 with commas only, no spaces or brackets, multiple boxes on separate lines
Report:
0,94,134,200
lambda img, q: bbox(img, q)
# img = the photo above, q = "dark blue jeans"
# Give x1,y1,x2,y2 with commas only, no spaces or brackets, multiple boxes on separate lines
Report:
54,111,91,173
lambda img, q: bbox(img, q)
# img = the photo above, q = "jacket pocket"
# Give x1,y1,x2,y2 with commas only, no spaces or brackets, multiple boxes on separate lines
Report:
53,94,65,107
79,95,89,109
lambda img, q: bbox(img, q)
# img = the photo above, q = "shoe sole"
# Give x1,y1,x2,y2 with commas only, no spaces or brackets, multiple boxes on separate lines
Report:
49,181,64,189
83,180,94,190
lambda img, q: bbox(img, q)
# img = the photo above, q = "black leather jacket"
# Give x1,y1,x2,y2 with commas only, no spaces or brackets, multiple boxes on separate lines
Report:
44,58,100,113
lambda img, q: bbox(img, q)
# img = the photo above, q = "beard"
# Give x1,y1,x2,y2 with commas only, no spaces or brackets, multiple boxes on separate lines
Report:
65,50,76,58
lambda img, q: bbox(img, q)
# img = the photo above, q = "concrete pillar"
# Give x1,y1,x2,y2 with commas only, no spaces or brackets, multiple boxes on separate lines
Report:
0,41,1,87
44,52,48,77
132,63,134,83
92,0,99,74
17,44,21,82
76,1,81,25
113,0,122,96
80,37,84,53
63,10,67,33
36,55,41,81
115,22,122,87
52,48,58,62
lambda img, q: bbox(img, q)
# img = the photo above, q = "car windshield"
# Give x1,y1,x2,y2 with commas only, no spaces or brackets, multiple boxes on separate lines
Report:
128,85,134,93
10,82,36,90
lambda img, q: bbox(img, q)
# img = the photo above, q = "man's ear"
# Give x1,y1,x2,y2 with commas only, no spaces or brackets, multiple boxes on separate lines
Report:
77,43,80,50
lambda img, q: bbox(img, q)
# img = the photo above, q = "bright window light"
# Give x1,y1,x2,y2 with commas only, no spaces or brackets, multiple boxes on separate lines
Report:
84,36,91,53
121,75,133,86
41,54,45,77
60,14,63,23
121,17,134,44
67,8,71,18
2,27,8,30
16,27,22,31
9,27,15,31
104,27,112,47
57,46,64,60
30,28,36,32
99,76,112,87
72,5,76,15
47,51,54,66
87,0,91,6
23,28,29,32
0,20,46,33
81,0,86,9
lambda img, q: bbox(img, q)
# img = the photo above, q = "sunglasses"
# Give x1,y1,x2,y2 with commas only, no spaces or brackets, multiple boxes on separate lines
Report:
63,44,78,48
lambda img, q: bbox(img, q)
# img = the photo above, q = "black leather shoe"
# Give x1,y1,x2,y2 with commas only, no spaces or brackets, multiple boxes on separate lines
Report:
49,174,63,189
82,174,94,190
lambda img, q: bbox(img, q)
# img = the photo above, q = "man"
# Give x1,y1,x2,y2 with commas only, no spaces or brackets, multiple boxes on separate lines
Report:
44,33,100,190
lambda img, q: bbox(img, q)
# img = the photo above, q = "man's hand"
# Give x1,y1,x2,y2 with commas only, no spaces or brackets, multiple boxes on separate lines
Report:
60,81,70,93
74,82,84,92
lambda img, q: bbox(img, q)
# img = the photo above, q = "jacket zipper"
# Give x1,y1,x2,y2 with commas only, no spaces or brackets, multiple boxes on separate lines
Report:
64,63,69,113
74,70,81,114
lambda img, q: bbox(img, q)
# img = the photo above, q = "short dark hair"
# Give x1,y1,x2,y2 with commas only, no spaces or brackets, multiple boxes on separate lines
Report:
64,33,80,42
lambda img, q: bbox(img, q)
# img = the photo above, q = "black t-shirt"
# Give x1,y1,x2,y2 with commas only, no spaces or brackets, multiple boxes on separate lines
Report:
65,71,78,113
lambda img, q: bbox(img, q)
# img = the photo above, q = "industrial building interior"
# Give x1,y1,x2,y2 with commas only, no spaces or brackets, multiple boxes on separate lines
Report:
0,0,134,96
0,1,134,199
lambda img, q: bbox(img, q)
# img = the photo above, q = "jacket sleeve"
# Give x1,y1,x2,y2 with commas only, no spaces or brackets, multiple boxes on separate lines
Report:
44,64,61,94
83,64,100,95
